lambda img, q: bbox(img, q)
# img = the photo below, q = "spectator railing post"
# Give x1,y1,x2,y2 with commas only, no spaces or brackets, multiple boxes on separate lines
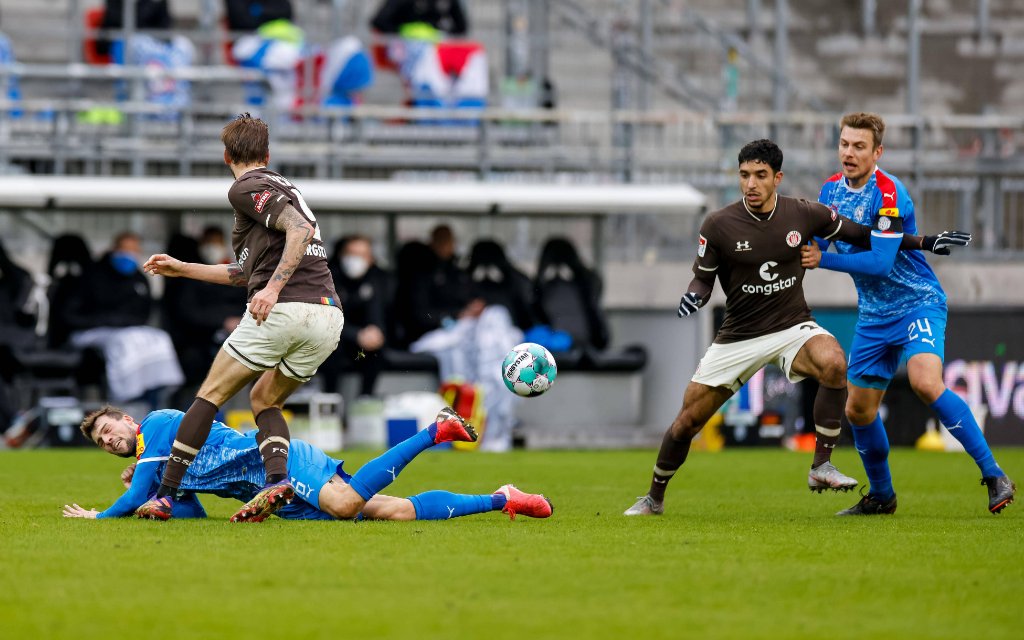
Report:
478,112,492,178
67,0,84,64
199,0,219,67
331,0,348,43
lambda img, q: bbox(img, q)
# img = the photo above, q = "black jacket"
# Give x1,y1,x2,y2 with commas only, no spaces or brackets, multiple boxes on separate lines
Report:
328,262,393,352
62,253,151,332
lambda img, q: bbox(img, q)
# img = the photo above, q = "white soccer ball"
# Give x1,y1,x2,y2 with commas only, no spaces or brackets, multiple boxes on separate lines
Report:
502,342,558,398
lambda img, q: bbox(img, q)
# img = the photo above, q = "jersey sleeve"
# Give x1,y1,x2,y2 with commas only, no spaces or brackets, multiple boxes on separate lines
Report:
96,459,160,518
806,200,846,242
228,179,292,230
690,216,720,285
819,184,902,277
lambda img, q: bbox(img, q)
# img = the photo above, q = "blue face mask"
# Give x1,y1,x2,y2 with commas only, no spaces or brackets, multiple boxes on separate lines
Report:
110,251,139,276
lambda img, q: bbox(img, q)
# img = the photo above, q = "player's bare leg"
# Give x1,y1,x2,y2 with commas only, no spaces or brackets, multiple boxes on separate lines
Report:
791,335,858,492
625,382,732,515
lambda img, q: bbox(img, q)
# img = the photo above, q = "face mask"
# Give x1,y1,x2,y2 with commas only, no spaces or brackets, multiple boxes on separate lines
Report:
341,255,369,279
200,243,230,265
110,251,139,276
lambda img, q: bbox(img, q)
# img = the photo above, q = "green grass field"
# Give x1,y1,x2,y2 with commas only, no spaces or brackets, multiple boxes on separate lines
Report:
1,446,1021,640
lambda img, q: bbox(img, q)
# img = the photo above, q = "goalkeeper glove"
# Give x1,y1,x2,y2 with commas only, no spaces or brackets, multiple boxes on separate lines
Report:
677,292,703,318
923,230,971,255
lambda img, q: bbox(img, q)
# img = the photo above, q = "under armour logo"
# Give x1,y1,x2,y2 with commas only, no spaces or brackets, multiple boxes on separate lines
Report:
883,192,896,202
736,240,751,251
388,466,397,481
447,506,455,519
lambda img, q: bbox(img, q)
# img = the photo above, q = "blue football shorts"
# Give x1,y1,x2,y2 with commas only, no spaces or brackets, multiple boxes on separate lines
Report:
847,304,947,390
276,439,352,519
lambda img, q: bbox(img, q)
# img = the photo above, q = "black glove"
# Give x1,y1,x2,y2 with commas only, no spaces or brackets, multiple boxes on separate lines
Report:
677,292,703,318
923,230,971,255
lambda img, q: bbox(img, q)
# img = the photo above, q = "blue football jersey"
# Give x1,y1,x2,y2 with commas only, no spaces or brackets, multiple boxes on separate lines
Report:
98,410,265,518
817,168,945,324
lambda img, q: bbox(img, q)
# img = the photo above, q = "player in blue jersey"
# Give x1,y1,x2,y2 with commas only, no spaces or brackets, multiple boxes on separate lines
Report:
61,405,553,522
804,112,1015,515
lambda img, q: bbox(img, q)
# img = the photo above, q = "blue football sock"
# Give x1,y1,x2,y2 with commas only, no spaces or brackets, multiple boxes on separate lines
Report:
408,491,505,520
850,416,895,500
347,425,437,501
930,389,1003,477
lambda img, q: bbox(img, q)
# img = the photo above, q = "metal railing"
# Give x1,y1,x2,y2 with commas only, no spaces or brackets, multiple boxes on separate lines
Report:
0,64,1022,258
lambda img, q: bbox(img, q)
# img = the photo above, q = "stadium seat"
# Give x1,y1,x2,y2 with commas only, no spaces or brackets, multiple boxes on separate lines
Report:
533,237,647,372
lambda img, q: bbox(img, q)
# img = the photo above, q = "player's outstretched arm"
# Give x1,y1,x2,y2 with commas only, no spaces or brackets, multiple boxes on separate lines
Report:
143,254,248,287
92,459,161,518
814,233,900,276
833,219,971,255
921,230,972,255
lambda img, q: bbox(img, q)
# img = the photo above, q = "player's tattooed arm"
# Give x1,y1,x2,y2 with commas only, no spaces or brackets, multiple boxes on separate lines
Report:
226,262,247,287
267,204,316,290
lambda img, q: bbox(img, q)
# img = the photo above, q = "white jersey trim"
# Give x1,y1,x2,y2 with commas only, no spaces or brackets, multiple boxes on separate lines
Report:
823,219,843,240
138,456,170,464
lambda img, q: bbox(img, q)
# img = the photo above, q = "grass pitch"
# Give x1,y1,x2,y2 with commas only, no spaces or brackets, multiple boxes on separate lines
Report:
1,446,1021,640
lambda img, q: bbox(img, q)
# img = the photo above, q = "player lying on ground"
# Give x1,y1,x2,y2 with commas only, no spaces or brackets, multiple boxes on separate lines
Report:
62,405,552,522
805,111,1014,516
624,138,970,517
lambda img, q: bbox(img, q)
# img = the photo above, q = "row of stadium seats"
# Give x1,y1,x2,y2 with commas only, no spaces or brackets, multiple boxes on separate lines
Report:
0,228,646,428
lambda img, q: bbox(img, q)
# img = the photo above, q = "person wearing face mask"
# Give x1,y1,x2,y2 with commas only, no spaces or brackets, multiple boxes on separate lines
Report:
322,235,392,397
167,227,248,403
64,231,184,410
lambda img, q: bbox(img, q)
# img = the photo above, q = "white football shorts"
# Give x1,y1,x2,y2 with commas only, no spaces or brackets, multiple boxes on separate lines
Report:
691,321,834,392
224,301,344,381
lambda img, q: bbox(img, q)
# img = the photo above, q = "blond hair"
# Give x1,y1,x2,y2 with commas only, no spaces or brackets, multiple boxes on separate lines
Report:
841,112,886,149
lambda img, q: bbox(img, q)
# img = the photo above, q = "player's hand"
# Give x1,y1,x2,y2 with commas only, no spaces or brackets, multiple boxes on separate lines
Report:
143,253,187,278
358,325,385,351
923,230,972,255
677,292,703,318
248,287,280,326
121,462,137,489
62,504,99,519
801,242,822,269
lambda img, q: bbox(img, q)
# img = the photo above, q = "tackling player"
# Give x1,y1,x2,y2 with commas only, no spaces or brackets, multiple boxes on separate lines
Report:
138,114,343,522
804,112,1015,515
624,139,967,517
63,405,552,522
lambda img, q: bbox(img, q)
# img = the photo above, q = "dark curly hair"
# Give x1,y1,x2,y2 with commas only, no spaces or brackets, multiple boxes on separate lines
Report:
738,139,783,173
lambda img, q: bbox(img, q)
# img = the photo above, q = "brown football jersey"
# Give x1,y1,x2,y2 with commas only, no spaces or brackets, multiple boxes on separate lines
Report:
227,167,339,305
693,195,865,343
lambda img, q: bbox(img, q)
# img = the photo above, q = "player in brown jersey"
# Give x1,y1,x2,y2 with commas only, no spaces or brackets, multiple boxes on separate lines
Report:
136,113,344,522
624,139,968,516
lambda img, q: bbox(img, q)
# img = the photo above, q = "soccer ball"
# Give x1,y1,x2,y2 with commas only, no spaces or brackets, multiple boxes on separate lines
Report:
502,342,557,398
